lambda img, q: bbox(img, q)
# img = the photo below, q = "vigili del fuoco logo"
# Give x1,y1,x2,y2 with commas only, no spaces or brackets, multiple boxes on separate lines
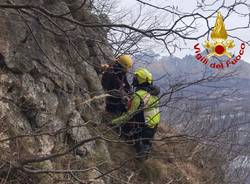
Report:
194,12,246,69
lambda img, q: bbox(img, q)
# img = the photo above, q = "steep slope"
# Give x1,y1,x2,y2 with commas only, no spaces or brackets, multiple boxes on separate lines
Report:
104,124,226,184
0,1,227,184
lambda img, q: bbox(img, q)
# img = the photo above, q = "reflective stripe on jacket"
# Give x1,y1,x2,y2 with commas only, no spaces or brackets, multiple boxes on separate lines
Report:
134,89,160,128
112,89,160,128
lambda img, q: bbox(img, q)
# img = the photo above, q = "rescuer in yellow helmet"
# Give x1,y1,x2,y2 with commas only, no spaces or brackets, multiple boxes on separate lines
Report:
116,55,133,71
112,68,161,159
101,54,133,115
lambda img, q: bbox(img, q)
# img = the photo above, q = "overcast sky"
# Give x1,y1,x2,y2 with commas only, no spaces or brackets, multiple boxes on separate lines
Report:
116,0,250,62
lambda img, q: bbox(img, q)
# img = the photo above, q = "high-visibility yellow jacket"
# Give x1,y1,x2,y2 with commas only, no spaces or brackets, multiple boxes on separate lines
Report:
112,89,160,128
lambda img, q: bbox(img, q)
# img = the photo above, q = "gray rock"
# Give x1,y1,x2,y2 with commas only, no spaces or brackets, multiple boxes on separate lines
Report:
68,110,95,152
0,1,113,183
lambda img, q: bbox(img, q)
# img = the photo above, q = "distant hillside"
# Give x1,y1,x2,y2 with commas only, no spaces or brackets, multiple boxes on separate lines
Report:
134,52,250,184
134,53,250,114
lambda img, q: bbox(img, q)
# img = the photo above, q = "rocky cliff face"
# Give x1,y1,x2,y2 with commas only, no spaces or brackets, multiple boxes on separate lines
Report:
0,1,227,184
0,0,113,183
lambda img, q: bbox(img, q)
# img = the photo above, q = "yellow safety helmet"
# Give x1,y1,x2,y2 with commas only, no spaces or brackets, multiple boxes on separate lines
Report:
116,55,133,71
134,68,153,84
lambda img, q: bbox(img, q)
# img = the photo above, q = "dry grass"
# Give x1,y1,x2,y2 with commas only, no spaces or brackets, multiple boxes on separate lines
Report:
104,123,226,184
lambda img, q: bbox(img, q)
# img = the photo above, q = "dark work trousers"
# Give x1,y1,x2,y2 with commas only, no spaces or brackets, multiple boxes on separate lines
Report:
120,122,139,143
132,123,157,154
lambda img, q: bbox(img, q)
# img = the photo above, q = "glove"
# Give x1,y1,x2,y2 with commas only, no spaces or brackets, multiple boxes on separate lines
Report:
111,118,122,125
111,114,129,125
